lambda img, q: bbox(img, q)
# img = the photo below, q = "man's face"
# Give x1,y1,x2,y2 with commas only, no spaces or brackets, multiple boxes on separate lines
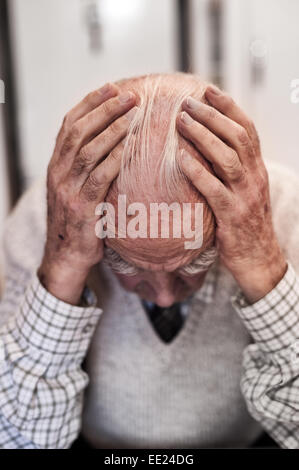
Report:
103,206,216,307
109,258,211,308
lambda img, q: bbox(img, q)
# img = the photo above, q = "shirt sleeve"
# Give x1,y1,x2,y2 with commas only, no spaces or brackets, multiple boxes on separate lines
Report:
0,273,102,449
232,261,299,449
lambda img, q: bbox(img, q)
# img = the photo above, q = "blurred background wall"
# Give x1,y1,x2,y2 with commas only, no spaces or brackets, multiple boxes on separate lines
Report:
0,0,299,232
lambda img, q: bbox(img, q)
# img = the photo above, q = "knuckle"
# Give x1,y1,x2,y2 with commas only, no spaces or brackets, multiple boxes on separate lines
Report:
55,182,69,205
255,175,267,197
253,132,261,150
245,117,255,131
60,136,73,156
88,172,102,188
60,124,81,156
206,106,217,120
108,148,120,162
69,123,81,140
236,127,249,146
96,169,110,187
62,112,72,130
82,175,103,202
101,100,113,116
222,151,242,177
109,118,125,135
71,160,86,178
78,145,94,166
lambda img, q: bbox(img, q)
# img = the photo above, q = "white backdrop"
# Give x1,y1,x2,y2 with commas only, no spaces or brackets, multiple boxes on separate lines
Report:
191,0,299,172
222,0,299,172
9,0,178,187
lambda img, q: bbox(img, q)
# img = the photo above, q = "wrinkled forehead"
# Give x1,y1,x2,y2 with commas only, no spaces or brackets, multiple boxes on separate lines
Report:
103,200,215,270
105,234,215,271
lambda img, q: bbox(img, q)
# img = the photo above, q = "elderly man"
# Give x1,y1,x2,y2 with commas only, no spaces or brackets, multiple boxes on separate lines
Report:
0,73,298,449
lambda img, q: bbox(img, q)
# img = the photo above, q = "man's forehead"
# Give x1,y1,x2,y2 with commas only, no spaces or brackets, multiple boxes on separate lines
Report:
105,224,215,272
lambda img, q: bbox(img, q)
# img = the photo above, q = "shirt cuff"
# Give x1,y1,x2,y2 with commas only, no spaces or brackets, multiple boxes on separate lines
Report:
7,273,102,368
232,262,299,354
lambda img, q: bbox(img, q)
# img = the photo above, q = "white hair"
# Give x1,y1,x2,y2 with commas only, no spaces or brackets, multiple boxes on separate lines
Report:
115,73,208,201
103,246,218,277
178,245,218,276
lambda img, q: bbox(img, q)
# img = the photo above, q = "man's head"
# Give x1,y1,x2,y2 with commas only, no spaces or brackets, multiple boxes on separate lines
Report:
103,73,217,307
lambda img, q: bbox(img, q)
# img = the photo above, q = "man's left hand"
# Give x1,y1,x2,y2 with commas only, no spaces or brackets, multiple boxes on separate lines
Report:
177,86,287,304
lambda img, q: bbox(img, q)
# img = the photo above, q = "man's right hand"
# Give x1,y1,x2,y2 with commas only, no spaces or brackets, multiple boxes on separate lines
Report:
38,83,137,305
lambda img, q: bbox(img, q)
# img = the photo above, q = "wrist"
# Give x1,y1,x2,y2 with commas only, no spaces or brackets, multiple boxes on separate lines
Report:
233,254,287,304
38,256,91,306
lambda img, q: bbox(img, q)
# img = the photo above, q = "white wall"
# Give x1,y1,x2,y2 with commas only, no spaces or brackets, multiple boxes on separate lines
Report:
9,0,178,187
0,106,10,287
222,0,299,172
192,0,299,174
0,109,9,232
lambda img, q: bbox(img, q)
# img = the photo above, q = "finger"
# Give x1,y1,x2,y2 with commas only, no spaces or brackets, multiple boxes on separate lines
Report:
182,97,256,167
65,82,120,126
177,111,246,185
205,86,261,154
59,90,137,162
179,149,230,214
54,83,119,156
80,139,126,203
69,106,138,185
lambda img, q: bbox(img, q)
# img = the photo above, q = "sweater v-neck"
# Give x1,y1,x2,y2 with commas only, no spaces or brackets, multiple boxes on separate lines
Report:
118,275,217,366
89,261,219,364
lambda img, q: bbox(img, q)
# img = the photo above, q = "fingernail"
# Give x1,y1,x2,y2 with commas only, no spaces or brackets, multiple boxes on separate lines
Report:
118,91,134,103
180,111,193,125
186,96,201,110
125,106,138,121
100,83,111,95
206,85,221,97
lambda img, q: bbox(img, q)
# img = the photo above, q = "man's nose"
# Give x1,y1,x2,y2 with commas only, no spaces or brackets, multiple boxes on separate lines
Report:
153,273,177,308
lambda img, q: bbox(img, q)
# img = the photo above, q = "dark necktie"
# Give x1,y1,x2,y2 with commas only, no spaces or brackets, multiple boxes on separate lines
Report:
142,301,184,343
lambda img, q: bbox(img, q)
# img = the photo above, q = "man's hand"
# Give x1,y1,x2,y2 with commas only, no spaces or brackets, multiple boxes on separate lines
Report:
177,86,287,304
38,83,137,305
